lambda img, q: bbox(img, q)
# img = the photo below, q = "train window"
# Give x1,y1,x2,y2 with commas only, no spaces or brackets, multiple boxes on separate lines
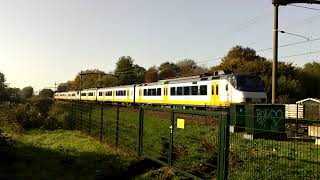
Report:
147,89,151,96
124,90,126,96
177,87,183,95
88,92,94,96
108,91,112,96
212,85,215,95
81,93,86,96
157,88,161,96
226,84,228,91
216,85,219,95
152,89,156,96
143,89,146,96
183,86,190,95
99,92,102,96
192,86,198,95
200,85,207,95
170,87,176,95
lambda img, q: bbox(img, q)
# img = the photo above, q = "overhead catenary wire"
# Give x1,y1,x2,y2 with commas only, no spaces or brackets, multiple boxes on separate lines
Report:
279,49,320,59
289,4,320,11
195,36,320,65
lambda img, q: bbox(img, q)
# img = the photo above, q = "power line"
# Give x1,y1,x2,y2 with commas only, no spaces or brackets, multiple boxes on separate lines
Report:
290,4,320,11
279,49,320,59
194,37,320,65
257,37,320,52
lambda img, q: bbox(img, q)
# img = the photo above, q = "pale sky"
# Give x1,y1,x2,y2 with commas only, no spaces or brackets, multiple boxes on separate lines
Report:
0,0,319,91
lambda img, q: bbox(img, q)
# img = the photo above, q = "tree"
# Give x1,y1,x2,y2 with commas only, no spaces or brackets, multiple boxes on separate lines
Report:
144,66,159,83
6,88,21,102
100,75,118,87
21,86,34,99
0,72,7,101
133,64,146,84
39,89,54,98
114,56,146,85
176,59,198,76
210,46,305,102
158,62,180,79
300,61,320,98
216,46,268,74
115,56,136,85
68,69,105,90
57,82,70,92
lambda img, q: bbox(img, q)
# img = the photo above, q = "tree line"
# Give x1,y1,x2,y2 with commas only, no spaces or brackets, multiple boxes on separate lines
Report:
56,46,319,103
0,45,318,103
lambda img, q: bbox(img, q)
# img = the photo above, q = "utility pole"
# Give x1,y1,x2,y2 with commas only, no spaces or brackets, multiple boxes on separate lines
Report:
272,4,279,104
79,71,82,100
271,0,320,104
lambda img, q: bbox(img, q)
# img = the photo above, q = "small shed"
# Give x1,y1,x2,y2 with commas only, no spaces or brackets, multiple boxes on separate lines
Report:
296,98,320,120
296,98,320,105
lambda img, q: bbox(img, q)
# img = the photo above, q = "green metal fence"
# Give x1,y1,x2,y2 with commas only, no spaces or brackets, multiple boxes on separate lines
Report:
227,104,320,180
64,102,320,180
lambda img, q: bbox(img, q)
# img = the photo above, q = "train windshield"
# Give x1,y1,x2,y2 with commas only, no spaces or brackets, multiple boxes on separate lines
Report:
231,75,265,92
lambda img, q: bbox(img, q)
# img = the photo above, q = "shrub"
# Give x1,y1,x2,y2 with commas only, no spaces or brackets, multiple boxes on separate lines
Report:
13,104,42,129
30,96,54,117
46,101,72,130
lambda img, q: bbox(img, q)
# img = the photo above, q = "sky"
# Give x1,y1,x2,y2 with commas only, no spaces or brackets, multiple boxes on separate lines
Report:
0,0,319,91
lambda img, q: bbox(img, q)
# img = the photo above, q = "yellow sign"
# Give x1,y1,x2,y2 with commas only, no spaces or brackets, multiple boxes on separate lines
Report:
177,119,185,129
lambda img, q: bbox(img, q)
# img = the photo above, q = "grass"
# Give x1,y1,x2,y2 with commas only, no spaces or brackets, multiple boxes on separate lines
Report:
0,130,137,180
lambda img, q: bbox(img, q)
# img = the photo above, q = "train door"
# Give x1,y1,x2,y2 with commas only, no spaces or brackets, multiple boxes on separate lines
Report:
211,82,220,106
225,82,230,104
126,88,130,102
138,87,142,103
164,86,168,104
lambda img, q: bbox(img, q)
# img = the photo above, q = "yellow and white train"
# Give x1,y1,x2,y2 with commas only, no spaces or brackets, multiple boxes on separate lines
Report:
54,74,267,107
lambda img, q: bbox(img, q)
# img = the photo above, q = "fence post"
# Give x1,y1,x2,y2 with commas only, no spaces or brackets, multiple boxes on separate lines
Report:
116,106,120,148
138,107,144,156
168,111,175,166
100,103,103,141
80,110,83,131
89,103,92,135
217,113,230,180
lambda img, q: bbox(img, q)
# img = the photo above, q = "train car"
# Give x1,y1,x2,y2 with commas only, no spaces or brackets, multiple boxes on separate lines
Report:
113,85,134,103
54,73,267,107
80,89,97,101
66,91,78,100
136,83,164,105
97,87,114,102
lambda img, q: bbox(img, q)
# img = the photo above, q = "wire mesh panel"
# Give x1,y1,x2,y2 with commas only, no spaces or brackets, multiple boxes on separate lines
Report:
102,105,118,146
89,104,103,139
117,106,140,153
173,112,220,179
142,108,172,165
228,104,320,180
